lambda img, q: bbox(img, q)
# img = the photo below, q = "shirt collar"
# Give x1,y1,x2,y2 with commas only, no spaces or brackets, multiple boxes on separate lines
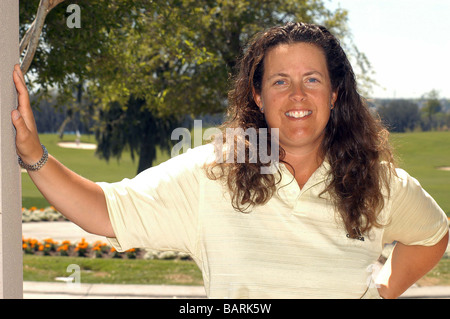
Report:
274,160,331,202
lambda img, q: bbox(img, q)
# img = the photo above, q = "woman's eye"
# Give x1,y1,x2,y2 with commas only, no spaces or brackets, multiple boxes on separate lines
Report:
274,80,286,85
307,78,319,83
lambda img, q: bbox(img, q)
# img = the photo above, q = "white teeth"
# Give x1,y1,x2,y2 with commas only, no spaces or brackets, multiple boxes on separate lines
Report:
285,110,312,118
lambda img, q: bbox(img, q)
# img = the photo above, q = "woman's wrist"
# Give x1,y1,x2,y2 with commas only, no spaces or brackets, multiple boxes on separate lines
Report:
18,144,48,171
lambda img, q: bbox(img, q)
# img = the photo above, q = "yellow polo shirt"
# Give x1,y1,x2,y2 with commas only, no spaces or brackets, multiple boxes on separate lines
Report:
97,144,448,299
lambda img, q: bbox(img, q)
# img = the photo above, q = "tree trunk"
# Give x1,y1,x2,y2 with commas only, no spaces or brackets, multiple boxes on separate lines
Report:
57,115,72,139
137,130,157,174
20,0,66,74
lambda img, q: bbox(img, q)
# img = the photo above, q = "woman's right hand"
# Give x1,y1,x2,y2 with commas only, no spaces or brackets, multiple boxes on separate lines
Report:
11,64,44,166
10,65,113,237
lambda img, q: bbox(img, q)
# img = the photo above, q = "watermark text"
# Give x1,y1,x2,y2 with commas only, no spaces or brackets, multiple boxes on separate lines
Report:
171,120,279,174
66,4,81,29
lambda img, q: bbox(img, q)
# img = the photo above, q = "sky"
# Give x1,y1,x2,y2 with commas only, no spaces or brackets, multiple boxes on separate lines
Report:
328,0,450,99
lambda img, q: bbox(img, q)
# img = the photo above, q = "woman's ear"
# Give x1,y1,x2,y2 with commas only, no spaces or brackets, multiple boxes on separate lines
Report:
331,90,338,106
252,87,264,112
329,90,338,110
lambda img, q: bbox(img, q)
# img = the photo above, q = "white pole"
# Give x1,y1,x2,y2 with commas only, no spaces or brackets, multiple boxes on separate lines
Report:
0,0,23,299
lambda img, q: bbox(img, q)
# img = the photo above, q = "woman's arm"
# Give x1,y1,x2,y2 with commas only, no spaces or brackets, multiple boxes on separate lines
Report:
376,231,449,299
11,64,114,237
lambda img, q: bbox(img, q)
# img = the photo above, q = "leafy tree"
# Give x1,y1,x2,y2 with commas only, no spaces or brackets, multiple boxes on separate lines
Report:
20,0,152,137
89,0,358,172
21,0,366,173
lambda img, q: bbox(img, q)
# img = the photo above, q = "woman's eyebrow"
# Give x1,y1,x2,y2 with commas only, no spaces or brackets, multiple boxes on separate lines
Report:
266,72,290,81
304,70,324,77
266,70,325,81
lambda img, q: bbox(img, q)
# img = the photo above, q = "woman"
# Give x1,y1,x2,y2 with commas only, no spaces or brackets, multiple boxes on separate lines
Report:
12,22,448,299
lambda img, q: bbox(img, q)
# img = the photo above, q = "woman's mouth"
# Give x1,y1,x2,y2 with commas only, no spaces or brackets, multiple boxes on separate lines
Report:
285,110,312,119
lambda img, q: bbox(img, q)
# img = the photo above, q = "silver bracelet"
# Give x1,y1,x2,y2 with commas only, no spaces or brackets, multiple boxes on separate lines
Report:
18,144,49,171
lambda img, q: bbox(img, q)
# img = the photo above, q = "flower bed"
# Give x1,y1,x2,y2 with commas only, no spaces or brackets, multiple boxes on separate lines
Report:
22,237,143,259
22,206,67,222
22,237,191,260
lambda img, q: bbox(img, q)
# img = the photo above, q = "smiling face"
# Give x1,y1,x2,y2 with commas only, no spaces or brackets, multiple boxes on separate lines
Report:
254,42,337,158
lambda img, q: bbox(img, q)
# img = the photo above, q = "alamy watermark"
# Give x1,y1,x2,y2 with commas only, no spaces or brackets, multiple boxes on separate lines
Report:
55,264,81,288
66,4,81,29
171,120,280,174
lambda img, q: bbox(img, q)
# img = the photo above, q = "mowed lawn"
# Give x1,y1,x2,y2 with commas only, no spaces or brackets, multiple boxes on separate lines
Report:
390,131,450,217
21,133,170,209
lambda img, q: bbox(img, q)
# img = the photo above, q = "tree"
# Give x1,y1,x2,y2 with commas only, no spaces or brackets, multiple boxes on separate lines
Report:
20,0,148,137
420,90,442,131
89,0,357,173
20,0,366,173
377,100,420,132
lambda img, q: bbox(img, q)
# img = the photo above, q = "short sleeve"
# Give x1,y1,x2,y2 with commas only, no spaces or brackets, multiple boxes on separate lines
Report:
97,145,214,254
382,168,449,246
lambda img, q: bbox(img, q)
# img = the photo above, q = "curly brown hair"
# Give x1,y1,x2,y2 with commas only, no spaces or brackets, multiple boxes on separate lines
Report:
206,22,396,237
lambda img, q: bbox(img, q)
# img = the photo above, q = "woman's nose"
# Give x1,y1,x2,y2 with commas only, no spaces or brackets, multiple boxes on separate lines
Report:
289,83,306,102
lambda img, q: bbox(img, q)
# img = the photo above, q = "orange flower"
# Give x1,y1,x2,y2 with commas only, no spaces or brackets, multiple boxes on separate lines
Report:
57,244,69,251
29,239,39,248
44,238,57,245
93,240,107,246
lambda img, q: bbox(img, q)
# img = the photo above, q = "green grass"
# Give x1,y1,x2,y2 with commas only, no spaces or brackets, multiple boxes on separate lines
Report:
21,133,170,208
23,255,203,285
390,131,450,216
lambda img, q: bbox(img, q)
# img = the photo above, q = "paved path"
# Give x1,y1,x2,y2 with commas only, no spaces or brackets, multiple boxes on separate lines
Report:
23,281,207,299
21,281,450,299
400,285,450,299
22,221,107,244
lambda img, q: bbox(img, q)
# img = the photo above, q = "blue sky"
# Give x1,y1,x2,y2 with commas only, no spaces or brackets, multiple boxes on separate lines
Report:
329,0,450,99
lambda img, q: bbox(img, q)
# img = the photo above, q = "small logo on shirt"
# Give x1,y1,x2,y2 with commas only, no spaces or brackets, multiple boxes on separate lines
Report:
346,228,365,241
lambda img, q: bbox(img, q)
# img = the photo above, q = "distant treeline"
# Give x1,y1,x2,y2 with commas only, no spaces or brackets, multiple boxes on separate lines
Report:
33,97,93,135
32,94,225,137
374,97,450,132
